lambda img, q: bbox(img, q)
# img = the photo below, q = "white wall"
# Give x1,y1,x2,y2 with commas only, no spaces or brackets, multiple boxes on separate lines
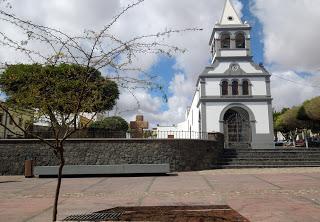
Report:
159,90,200,134
177,120,188,131
248,103,270,134
156,126,178,132
186,90,200,132
155,126,178,139
205,102,271,134
205,78,221,96
209,62,229,73
220,50,247,57
156,120,201,139
251,78,267,95
238,62,263,73
206,102,228,132
208,61,264,74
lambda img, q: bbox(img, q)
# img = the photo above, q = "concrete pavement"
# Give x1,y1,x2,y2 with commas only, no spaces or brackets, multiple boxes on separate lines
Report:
0,167,320,222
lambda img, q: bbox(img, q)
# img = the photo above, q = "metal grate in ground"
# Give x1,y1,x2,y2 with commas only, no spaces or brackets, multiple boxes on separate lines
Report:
64,205,249,221
63,212,122,221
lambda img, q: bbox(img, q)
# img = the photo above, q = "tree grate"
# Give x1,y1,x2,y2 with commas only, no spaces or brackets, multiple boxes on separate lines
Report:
63,212,122,221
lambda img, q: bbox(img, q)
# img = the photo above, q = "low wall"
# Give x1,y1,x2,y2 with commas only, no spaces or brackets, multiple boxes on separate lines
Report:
0,137,224,175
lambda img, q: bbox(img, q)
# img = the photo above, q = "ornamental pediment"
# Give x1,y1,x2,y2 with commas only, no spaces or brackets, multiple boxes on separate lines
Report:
203,60,267,76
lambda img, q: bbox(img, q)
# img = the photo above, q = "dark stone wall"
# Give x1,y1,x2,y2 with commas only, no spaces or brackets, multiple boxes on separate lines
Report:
0,138,224,175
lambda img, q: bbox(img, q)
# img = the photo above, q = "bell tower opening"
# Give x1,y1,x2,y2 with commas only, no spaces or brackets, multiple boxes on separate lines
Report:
235,33,245,48
221,33,231,49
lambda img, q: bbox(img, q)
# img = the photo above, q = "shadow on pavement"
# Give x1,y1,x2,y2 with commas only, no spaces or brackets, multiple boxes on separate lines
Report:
38,173,178,178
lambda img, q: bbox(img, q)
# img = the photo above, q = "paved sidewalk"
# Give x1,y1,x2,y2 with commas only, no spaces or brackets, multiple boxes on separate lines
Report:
0,167,320,222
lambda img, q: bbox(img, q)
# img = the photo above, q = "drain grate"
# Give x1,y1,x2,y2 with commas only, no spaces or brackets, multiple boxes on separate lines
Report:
63,212,122,221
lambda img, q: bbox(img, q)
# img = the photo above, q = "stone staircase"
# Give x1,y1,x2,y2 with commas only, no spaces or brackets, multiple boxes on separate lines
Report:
215,148,320,169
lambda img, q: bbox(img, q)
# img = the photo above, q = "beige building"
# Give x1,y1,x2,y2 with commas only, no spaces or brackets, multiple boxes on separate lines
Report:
0,107,33,139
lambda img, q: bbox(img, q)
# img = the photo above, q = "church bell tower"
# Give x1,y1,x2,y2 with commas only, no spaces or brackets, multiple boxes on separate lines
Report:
209,0,251,62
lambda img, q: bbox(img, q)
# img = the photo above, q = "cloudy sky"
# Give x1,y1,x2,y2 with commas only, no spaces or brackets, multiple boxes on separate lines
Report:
1,0,320,127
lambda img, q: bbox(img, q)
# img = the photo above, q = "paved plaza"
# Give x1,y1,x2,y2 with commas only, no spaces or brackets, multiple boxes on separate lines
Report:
0,168,320,222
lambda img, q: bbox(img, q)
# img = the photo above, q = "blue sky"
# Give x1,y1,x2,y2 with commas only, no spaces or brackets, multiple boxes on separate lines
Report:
241,0,264,64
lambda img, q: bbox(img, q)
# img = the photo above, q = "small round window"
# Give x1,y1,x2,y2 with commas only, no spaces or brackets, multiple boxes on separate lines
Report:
228,16,233,21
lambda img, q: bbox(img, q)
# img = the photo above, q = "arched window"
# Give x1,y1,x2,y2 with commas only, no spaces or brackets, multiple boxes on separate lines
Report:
235,33,245,48
221,33,230,49
242,80,249,95
232,80,239,95
221,80,229,96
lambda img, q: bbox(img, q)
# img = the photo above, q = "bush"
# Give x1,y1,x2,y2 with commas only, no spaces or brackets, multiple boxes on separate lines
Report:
90,116,128,132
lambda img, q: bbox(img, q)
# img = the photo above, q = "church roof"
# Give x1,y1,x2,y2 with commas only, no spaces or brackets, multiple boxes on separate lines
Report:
219,0,243,25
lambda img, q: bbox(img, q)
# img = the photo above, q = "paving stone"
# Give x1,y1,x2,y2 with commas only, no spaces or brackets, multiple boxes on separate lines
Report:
0,167,319,221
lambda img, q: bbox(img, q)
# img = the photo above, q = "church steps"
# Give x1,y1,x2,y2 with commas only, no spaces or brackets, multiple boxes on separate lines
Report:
222,154,320,158
223,156,320,161
214,165,320,169
219,161,320,165
222,151,320,156
223,148,320,152
222,151,320,155
215,148,320,169
223,153,320,158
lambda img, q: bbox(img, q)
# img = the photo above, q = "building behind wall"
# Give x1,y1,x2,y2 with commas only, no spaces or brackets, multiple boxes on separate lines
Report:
0,106,33,139
130,115,149,138
157,0,274,149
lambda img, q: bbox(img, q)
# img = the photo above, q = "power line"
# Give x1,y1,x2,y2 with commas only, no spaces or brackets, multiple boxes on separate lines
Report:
272,73,320,90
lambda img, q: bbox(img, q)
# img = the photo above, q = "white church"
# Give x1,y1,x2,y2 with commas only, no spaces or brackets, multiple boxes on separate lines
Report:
157,0,274,149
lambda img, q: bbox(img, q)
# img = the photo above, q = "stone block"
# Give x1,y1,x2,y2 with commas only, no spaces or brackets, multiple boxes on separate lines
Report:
136,115,144,121
34,164,170,176
130,121,148,129
130,121,138,129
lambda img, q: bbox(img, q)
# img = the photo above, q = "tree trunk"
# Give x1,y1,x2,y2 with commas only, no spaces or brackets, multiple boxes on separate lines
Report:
289,131,296,147
304,130,309,148
52,147,65,222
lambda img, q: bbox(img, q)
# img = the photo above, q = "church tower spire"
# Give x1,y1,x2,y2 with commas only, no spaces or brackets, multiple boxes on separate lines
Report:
220,0,243,25
209,0,251,62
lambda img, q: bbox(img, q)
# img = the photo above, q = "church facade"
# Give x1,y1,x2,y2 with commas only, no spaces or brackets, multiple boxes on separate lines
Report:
158,0,274,149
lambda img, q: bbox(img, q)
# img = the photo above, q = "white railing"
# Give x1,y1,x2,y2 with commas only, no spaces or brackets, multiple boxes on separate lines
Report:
148,131,209,140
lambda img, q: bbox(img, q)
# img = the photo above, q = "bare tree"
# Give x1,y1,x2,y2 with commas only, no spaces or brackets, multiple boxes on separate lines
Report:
0,0,201,221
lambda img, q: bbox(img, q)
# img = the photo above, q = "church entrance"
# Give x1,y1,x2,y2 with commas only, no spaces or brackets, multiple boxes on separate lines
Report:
223,107,251,149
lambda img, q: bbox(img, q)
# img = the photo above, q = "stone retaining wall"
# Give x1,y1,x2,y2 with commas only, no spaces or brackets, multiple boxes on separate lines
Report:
0,138,224,175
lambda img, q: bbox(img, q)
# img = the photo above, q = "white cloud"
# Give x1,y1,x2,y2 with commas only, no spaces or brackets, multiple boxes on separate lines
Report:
111,88,162,116
251,0,320,72
108,0,242,126
0,0,245,127
271,70,320,111
169,73,194,97
252,0,320,72
9,0,119,33
251,0,320,110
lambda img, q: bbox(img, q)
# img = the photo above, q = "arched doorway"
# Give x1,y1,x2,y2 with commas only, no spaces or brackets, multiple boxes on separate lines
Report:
223,107,251,148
